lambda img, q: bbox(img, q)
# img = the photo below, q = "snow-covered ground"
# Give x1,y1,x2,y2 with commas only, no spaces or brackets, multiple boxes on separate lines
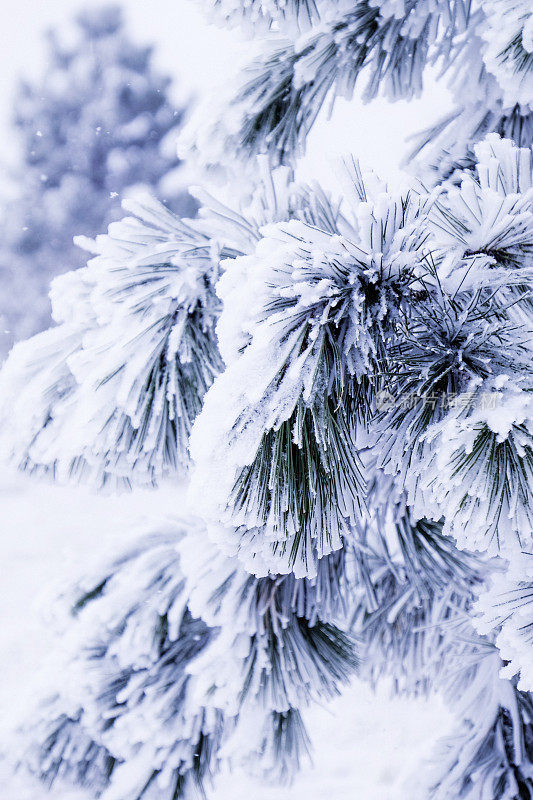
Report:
0,465,452,800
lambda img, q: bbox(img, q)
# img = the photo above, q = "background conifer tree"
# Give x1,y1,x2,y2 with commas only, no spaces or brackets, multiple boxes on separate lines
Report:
0,4,195,354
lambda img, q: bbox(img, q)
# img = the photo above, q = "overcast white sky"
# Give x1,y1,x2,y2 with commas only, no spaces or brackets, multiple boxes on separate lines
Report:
0,0,453,188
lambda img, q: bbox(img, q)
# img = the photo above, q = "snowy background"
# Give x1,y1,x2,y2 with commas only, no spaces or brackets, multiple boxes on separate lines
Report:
0,1,455,797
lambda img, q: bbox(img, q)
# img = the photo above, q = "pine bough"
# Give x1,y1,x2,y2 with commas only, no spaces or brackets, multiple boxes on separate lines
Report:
1,1,533,798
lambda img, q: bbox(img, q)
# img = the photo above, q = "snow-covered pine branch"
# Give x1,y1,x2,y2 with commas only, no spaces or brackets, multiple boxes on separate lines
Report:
353,472,533,798
1,0,533,793
412,3,533,182
422,650,533,800
475,551,533,692
0,162,342,488
5,133,533,798
186,0,473,168
0,199,222,487
352,500,486,694
482,0,533,108
377,137,533,557
23,519,358,799
203,0,320,30
190,167,436,578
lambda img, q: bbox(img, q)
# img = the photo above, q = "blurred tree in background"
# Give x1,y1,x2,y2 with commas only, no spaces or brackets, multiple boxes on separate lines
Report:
0,4,195,355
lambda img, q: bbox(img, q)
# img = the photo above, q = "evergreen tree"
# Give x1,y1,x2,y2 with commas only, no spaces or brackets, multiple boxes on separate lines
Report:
0,4,195,354
1,1,533,799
